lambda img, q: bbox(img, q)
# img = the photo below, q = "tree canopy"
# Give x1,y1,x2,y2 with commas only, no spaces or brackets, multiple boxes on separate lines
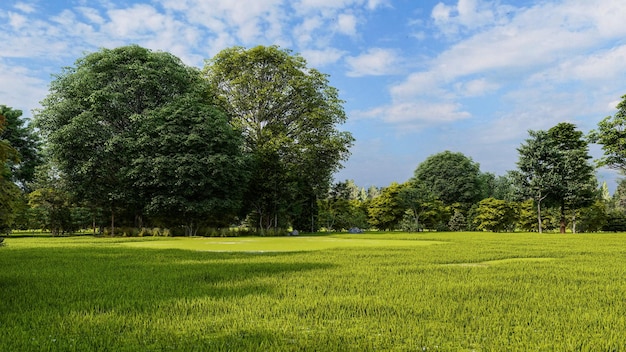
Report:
589,94,626,172
34,45,245,233
204,45,353,231
412,151,482,206
0,105,41,191
511,123,596,233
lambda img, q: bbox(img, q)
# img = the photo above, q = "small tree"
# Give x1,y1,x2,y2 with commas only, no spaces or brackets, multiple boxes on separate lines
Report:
474,198,517,232
448,210,467,232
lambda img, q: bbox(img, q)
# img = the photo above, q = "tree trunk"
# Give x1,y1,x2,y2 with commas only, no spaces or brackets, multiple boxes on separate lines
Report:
559,203,566,234
537,200,543,234
111,209,115,237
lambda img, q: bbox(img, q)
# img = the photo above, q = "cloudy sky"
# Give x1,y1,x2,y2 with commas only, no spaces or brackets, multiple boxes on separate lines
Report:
1,0,625,190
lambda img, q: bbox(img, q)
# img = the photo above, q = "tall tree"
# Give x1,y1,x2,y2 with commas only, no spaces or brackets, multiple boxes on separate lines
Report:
412,151,483,207
0,105,41,191
0,114,21,233
511,123,596,233
204,45,353,231
398,180,435,231
129,91,248,236
547,123,596,233
34,45,213,234
588,94,626,171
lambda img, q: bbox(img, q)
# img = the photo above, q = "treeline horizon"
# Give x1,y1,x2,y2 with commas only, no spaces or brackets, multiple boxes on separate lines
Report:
2,44,626,236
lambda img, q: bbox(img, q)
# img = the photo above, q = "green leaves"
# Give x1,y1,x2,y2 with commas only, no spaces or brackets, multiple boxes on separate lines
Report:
589,94,626,171
513,123,596,233
205,46,353,230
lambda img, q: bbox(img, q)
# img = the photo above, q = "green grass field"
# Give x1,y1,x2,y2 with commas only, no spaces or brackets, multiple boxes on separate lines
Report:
1,232,625,351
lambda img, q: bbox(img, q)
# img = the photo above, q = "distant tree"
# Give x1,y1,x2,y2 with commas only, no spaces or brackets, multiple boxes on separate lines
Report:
0,105,42,191
474,198,517,232
204,45,353,231
398,180,435,231
368,182,405,230
516,199,537,232
577,200,607,233
448,210,467,232
546,123,596,233
413,151,482,207
589,94,626,172
509,130,557,233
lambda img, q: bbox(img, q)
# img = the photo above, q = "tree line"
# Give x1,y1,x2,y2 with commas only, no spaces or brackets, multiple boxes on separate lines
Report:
321,108,626,233
2,43,626,235
1,45,352,236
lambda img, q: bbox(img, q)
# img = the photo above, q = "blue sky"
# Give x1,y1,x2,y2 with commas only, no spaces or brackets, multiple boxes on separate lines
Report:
1,0,625,191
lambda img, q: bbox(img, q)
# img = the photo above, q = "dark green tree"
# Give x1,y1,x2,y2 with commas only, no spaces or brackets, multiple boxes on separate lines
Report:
1,114,21,234
0,105,41,191
129,92,248,236
546,123,597,233
511,123,596,233
204,45,353,231
413,151,483,207
509,130,559,233
34,45,207,234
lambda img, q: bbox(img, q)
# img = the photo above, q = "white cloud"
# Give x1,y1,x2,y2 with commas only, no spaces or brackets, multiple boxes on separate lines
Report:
378,0,626,136
337,13,358,36
302,48,346,67
356,101,470,129
14,2,35,14
0,61,48,116
345,48,401,77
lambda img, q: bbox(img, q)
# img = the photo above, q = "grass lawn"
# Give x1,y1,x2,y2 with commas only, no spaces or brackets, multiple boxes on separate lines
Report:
1,232,625,351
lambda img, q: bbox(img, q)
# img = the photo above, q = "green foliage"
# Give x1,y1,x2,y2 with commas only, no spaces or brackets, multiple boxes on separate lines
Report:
448,210,467,231
511,123,596,233
589,94,626,171
0,114,21,233
204,45,353,230
34,45,205,232
0,105,42,191
367,182,405,230
413,150,483,206
129,91,248,235
474,198,517,232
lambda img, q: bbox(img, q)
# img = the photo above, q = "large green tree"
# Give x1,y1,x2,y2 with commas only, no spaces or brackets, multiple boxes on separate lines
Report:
129,91,248,235
0,105,41,191
34,45,222,233
204,46,353,231
412,151,483,207
511,123,596,233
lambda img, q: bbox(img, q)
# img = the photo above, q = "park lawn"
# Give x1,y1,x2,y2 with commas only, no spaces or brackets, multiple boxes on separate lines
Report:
1,232,626,351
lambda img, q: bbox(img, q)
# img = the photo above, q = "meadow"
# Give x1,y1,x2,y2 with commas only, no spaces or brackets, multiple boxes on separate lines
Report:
1,232,625,351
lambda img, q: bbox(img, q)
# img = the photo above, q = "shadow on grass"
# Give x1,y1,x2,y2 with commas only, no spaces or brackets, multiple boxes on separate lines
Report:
0,247,335,317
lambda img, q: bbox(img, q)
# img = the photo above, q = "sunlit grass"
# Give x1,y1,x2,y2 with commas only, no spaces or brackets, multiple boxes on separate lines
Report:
1,232,626,350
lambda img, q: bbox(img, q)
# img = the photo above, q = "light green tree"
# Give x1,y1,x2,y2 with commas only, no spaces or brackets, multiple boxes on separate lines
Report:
474,198,517,232
368,182,405,231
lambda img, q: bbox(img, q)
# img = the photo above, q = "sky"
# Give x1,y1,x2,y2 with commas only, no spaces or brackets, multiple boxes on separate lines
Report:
1,0,625,191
